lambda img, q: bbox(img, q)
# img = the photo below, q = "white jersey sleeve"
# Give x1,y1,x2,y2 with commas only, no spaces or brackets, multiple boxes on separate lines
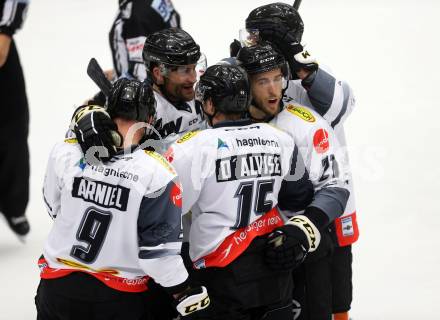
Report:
43,138,79,219
284,65,355,129
272,104,349,222
283,65,360,247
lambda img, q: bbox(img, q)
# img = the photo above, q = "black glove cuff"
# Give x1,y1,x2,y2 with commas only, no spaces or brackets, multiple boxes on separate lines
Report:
303,206,329,230
301,70,317,90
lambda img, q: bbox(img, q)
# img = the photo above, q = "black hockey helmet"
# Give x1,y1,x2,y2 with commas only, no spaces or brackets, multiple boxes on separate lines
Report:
237,42,289,77
107,78,156,122
245,3,304,44
142,28,201,69
196,64,250,114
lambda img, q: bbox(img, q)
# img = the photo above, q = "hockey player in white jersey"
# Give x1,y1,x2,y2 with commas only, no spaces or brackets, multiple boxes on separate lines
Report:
165,64,344,320
236,42,349,320
142,28,206,140
244,4,358,319
71,27,205,164
36,79,209,320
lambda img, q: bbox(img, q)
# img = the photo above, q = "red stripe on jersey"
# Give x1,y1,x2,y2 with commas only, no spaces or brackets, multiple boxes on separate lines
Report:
193,207,284,269
334,211,359,246
38,257,150,293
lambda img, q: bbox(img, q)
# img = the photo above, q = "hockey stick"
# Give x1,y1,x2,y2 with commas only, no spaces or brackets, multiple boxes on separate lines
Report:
87,58,112,97
293,0,302,10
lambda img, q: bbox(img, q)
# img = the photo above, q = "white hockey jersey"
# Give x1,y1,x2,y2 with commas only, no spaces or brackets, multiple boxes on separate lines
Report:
283,66,359,246
153,91,204,138
271,103,349,222
166,120,314,269
40,138,188,293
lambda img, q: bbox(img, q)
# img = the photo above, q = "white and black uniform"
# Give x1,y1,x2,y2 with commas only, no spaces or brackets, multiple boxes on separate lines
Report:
109,0,180,81
39,138,188,294
153,91,205,144
271,103,349,223
166,119,315,319
283,66,357,319
167,120,315,266
284,66,359,246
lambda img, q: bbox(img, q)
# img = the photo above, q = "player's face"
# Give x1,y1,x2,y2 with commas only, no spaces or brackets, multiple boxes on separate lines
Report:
163,64,197,102
250,68,284,117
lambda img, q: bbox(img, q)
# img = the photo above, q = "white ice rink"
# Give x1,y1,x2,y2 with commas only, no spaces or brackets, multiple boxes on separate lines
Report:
1,0,440,319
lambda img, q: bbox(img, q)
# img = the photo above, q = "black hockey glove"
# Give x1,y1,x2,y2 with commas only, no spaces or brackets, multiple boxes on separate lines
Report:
265,215,321,271
71,105,122,164
86,90,107,106
258,25,318,77
289,47,319,79
230,39,242,57
174,285,210,317
258,24,303,58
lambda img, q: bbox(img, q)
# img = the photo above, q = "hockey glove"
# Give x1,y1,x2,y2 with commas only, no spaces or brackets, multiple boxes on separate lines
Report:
230,39,242,57
71,105,122,164
174,286,210,317
86,90,107,106
265,215,321,271
257,24,303,58
290,47,319,79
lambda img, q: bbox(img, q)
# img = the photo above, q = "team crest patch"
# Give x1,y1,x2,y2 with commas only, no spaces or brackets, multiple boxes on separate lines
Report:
286,105,316,123
217,138,229,150
145,150,175,174
176,130,200,144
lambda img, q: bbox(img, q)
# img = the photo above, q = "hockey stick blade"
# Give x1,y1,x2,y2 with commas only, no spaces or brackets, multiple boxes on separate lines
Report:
87,58,112,97
293,0,302,10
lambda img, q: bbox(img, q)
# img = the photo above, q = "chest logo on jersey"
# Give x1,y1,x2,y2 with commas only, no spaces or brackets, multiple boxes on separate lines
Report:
155,117,183,137
286,105,316,123
313,129,330,154
72,178,130,211
216,153,282,182
177,130,200,144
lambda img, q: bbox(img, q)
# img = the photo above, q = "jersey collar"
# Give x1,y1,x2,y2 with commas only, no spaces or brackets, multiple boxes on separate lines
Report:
212,118,253,129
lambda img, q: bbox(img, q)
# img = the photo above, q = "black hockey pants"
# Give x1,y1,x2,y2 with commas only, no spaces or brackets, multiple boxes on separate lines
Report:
35,272,153,320
188,237,294,320
0,40,29,220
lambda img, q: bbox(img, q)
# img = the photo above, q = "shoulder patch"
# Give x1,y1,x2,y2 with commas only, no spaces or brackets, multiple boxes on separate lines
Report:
64,138,78,144
176,130,200,144
285,105,316,123
144,150,175,174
